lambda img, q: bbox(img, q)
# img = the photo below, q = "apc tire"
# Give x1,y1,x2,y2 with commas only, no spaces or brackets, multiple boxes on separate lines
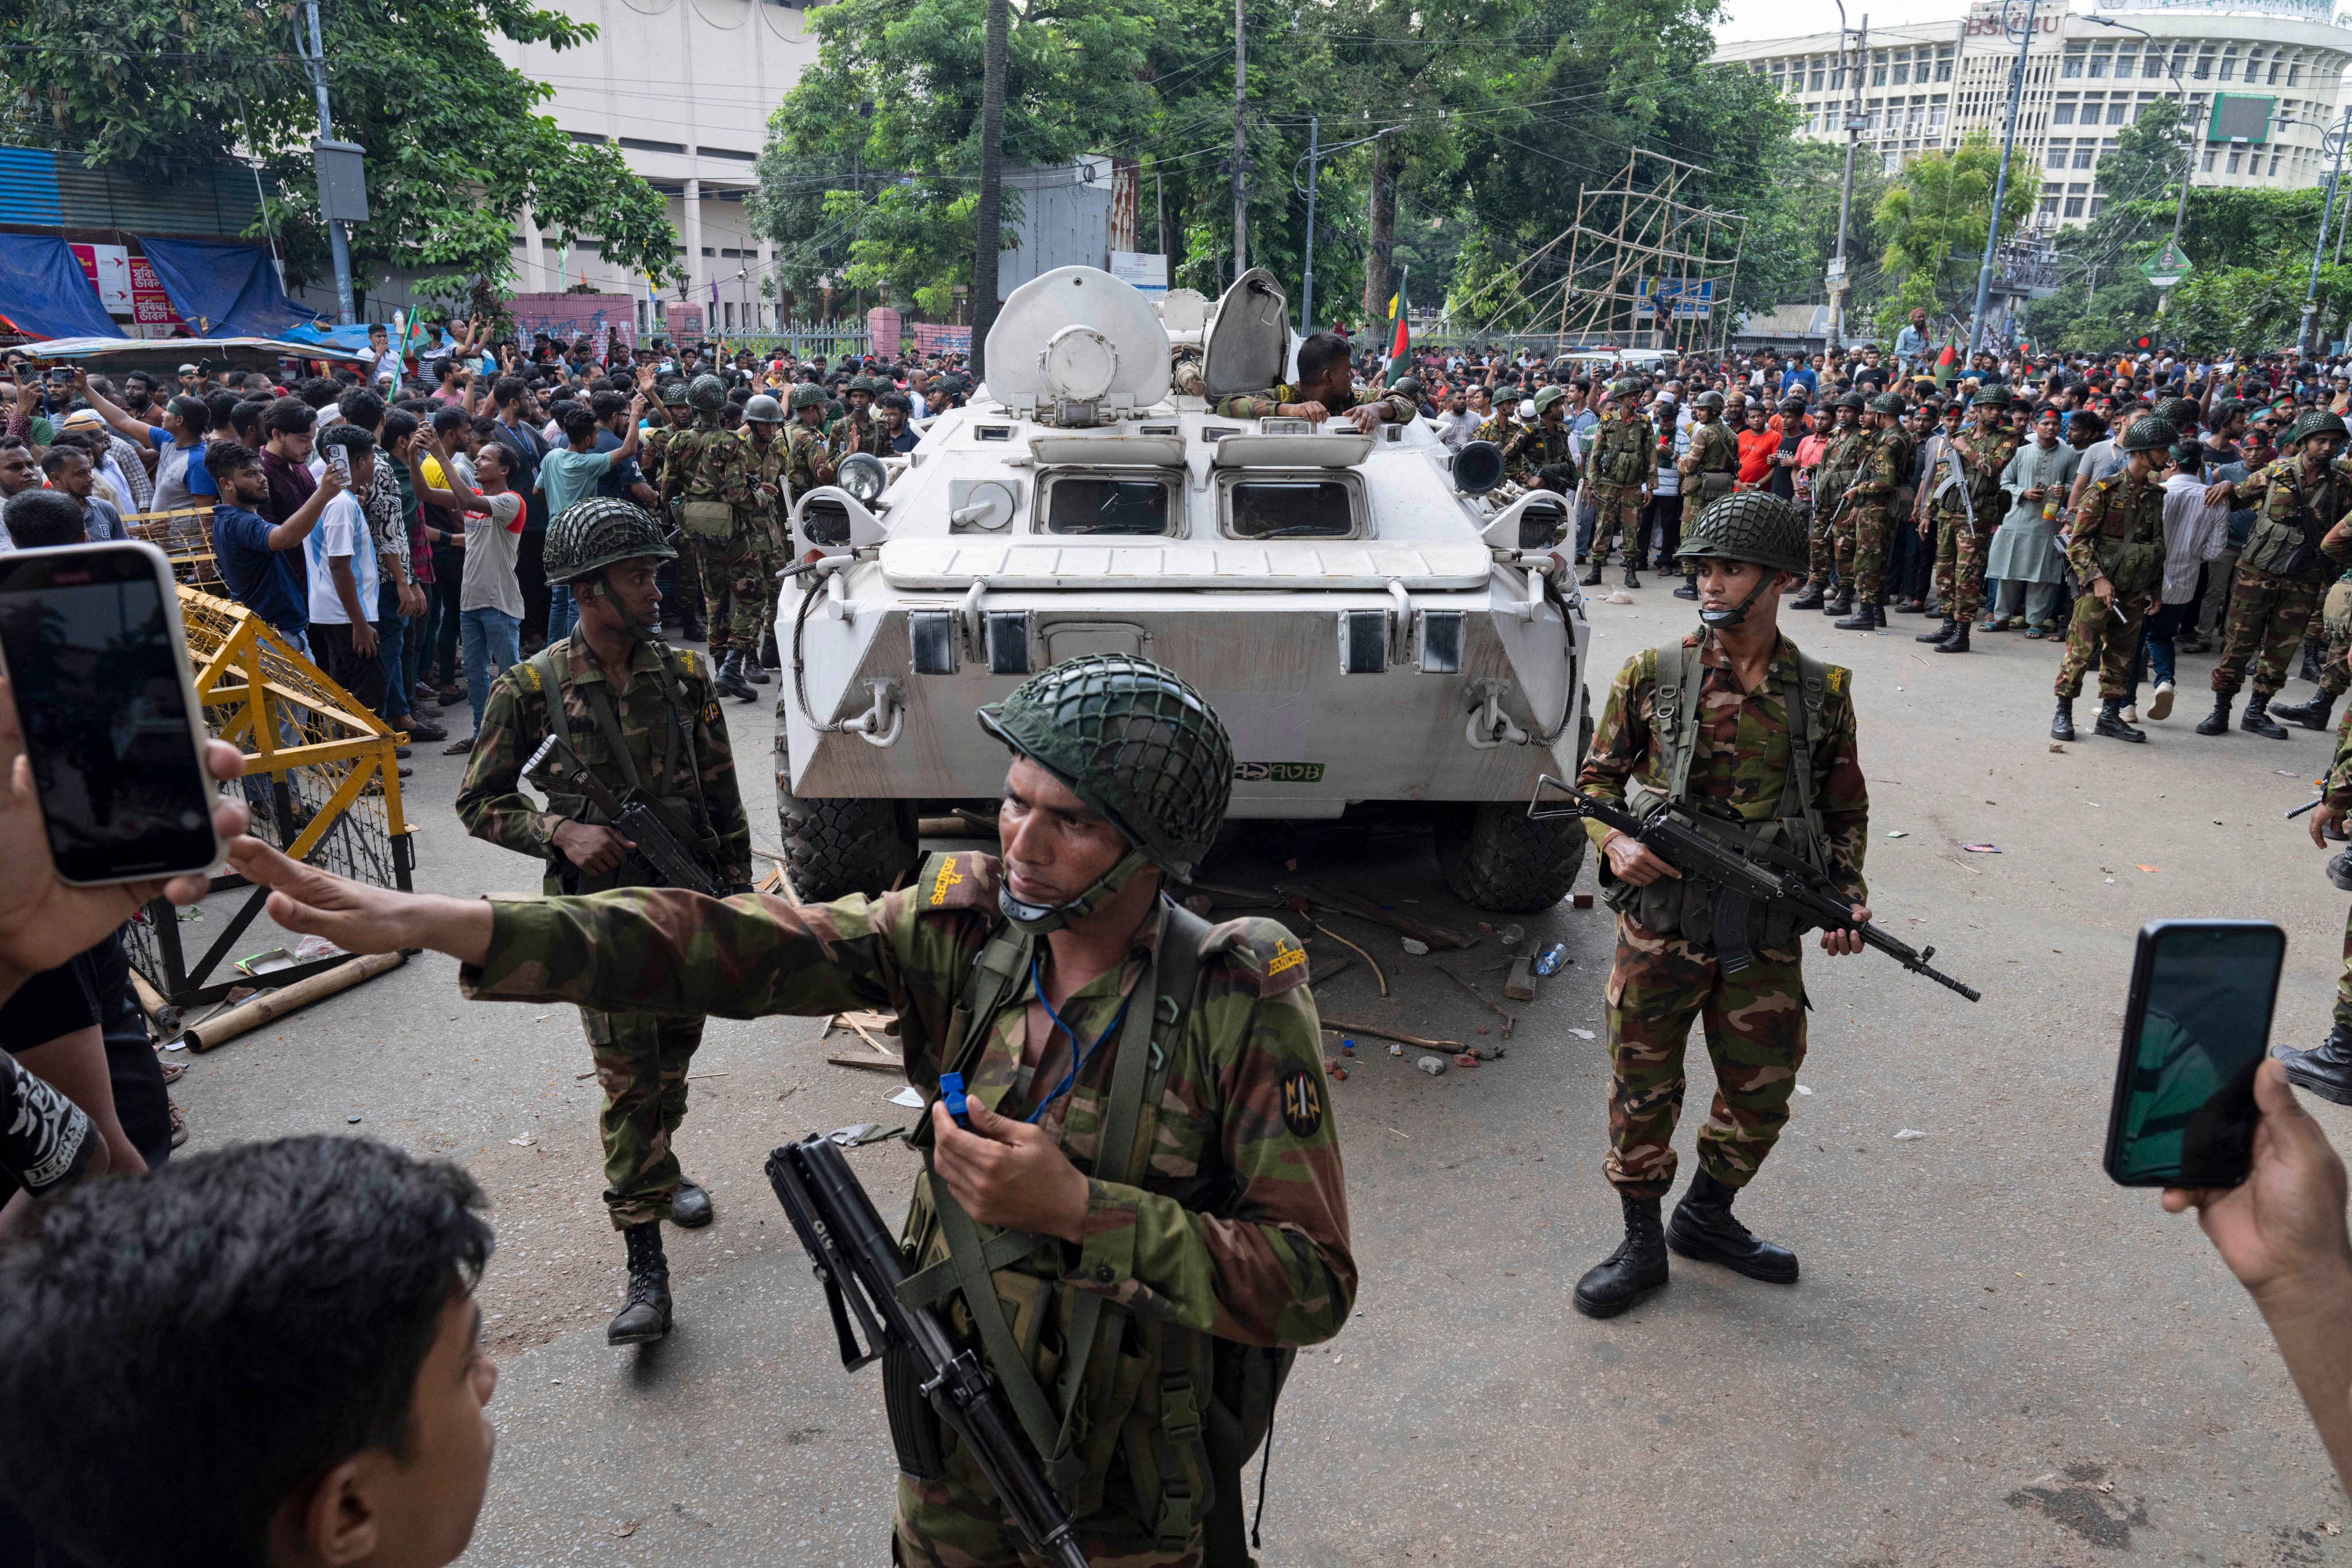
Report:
775,734,921,902
1433,802,1588,914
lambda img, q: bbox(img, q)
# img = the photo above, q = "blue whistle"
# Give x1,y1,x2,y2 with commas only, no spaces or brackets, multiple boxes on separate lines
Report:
940,1072,972,1130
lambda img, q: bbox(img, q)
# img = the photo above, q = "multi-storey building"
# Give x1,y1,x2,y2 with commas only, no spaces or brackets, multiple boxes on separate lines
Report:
1713,1,2352,231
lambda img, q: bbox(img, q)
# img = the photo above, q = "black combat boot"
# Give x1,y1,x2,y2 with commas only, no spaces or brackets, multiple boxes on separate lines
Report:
1934,619,1971,653
2273,690,2338,731
1824,584,1855,617
1665,1168,1799,1283
2050,696,2076,741
2094,698,2146,741
714,649,758,702
743,651,772,686
1833,598,1877,631
1579,560,1604,587
2277,1024,2352,1106
1673,574,1699,601
608,1223,674,1345
759,628,782,670
1917,616,1957,645
1572,1193,1669,1319
2300,644,2327,687
2194,693,2235,735
670,1176,713,1229
681,609,708,643
2242,693,2289,739
1789,580,1826,611
1622,561,1643,590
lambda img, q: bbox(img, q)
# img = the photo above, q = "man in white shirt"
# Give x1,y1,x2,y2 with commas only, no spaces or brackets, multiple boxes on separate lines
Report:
368,324,402,392
304,426,387,720
447,439,527,751
1435,389,1481,451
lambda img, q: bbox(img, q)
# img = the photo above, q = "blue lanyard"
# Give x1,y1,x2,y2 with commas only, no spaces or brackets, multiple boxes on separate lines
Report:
1024,953,1137,1125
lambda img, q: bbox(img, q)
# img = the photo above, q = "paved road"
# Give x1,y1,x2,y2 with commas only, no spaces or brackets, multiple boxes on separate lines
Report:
179,594,2352,1566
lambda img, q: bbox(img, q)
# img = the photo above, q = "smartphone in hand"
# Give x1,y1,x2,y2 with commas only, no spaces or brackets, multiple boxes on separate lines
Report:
0,542,224,885
2104,920,2287,1189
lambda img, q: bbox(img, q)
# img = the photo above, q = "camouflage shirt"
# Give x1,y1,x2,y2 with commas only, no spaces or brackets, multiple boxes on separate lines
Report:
782,421,832,504
1587,406,1655,497
1473,413,1520,447
2064,470,2168,601
1936,425,2019,522
669,419,752,507
1817,426,1870,485
1212,383,1415,424
829,408,881,459
2238,455,2352,580
1679,417,1739,477
455,635,751,887
1845,425,1914,507
1500,419,1576,486
457,851,1355,1347
1578,631,1870,907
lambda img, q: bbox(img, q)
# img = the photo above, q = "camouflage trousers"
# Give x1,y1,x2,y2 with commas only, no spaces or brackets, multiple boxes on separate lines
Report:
1846,503,1896,604
582,1005,704,1230
670,535,704,627
755,524,787,655
1933,508,1991,622
1603,915,1807,1200
693,530,767,657
1587,488,1643,564
2300,595,2350,697
2053,588,2149,701
894,1431,1203,1568
1806,495,1834,585
2211,563,2327,697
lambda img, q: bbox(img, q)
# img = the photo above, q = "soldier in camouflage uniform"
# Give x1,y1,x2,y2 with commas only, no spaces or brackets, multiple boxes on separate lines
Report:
2276,593,2348,730
1571,492,1872,1321
1793,393,1867,610
740,393,791,675
1833,392,1915,632
1474,385,1523,449
2276,681,2352,1102
1213,329,1414,432
2051,417,2172,744
1919,385,2019,654
230,653,1352,1568
1502,384,1577,493
642,380,707,642
783,381,838,504
832,374,883,459
1673,391,1740,594
662,373,764,700
2201,411,2352,740
1584,379,1654,581
454,498,751,1346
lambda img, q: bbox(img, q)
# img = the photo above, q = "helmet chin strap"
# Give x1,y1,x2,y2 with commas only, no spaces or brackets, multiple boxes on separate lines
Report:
997,847,1156,936
1697,569,1779,630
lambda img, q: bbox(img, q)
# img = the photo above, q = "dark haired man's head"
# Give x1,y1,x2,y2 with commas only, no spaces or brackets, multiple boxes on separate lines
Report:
0,437,35,497
555,403,598,449
336,388,387,434
380,410,421,455
1296,331,1352,393
0,1136,498,1568
492,375,527,412
4,488,87,547
38,444,91,500
297,376,343,410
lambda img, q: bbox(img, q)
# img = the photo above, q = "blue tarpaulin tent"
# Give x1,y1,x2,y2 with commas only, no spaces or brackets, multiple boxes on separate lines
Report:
0,233,123,339
136,237,320,339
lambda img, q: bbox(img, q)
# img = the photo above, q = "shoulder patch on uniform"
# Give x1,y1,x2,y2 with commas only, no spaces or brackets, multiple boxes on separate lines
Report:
1824,664,1850,697
1203,916,1311,997
919,850,999,911
1279,1069,1325,1138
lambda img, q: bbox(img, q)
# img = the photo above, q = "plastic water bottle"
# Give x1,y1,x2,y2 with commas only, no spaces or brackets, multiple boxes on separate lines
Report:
1534,943,1569,977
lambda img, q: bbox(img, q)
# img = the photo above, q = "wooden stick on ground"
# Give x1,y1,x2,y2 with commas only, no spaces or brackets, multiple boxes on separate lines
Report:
1319,1019,1464,1051
184,951,406,1052
1308,921,1387,997
1435,963,1516,1038
828,1052,905,1074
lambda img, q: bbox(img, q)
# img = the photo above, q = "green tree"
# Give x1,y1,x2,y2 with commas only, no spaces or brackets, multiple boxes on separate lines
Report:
0,0,682,312
1872,130,2039,322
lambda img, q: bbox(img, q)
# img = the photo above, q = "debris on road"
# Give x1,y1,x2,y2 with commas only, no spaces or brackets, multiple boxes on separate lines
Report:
1453,1052,1481,1069
829,1052,905,1074
1568,1028,1597,1041
1304,917,1388,996
1499,924,1526,947
889,1086,926,1108
509,1134,536,1147
1894,1128,1928,1141
1504,957,1535,1001
1534,943,1570,976
1572,891,1594,908
1288,880,1474,949
1436,963,1516,1037
1796,1084,1814,1096
1323,1019,1469,1053
1885,830,1909,839
1400,937,1431,956
1961,843,2002,853
1418,1055,1447,1076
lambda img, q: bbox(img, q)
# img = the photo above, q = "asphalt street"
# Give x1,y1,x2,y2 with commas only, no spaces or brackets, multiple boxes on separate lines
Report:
175,588,2352,1567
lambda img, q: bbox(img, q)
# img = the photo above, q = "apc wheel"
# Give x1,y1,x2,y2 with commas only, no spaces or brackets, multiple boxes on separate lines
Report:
775,734,921,902
1433,802,1588,914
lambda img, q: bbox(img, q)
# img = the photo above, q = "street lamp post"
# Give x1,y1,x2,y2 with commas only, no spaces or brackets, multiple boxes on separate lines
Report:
2299,109,2352,356
2084,18,2192,286
1968,0,2039,360
1828,2,1868,352
1293,123,1395,338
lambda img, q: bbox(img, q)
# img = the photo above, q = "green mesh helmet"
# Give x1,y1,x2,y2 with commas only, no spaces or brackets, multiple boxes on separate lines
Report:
686,373,728,414
542,497,676,585
1608,377,1639,398
1492,385,1524,405
2115,416,2179,453
1391,375,1424,400
656,380,692,408
1868,391,1906,417
789,384,829,412
743,393,785,424
1531,386,1566,414
847,375,875,396
2288,410,2349,445
1675,491,1809,578
1833,391,1866,411
1974,384,2013,408
977,655,1233,885
2157,396,2200,428
1695,389,1725,411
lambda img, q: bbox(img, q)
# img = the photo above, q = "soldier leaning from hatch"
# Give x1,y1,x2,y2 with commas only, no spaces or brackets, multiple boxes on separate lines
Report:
640,381,706,642
663,373,766,702
1570,491,1872,1322
2050,417,2173,746
1213,329,1415,433
455,498,750,1346
740,392,791,678
1918,385,2020,655
1793,393,1867,611
2200,411,2352,740
229,654,1353,1568
1832,393,1915,632
1584,379,1654,578
1503,384,1577,495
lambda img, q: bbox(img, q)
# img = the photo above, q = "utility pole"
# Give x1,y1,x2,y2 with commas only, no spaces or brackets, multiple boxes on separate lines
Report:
1829,5,1866,352
1230,0,1248,276
968,0,1010,380
2299,109,2351,356
1300,115,1319,333
297,0,355,325
1967,0,2038,359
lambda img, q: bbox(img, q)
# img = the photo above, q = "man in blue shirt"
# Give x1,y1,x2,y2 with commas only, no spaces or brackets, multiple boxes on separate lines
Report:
205,442,347,651
1781,357,1818,401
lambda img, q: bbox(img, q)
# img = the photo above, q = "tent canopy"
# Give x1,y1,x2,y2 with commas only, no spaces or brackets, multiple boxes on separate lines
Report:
13,335,371,376
0,234,124,341
136,238,321,340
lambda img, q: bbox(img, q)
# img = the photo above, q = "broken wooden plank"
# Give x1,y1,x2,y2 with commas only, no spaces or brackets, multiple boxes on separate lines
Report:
1503,956,1535,1002
1289,882,1474,949
828,1052,905,1074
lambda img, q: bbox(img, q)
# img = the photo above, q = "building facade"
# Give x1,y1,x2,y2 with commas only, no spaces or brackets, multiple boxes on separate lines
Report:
1713,1,2352,231
490,0,820,335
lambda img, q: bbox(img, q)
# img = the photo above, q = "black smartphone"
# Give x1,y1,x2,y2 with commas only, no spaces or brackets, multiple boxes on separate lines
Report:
2104,920,2287,1189
0,542,223,885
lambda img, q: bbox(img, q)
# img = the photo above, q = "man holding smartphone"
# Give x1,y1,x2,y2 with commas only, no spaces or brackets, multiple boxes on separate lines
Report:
304,429,387,718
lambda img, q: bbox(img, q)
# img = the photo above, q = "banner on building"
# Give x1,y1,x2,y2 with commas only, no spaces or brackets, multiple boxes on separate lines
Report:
912,322,972,357
663,303,704,341
1109,251,1168,295
68,244,132,313
128,257,187,337
508,292,637,357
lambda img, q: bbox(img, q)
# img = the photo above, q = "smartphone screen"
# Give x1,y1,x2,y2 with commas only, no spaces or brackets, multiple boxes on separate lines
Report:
2104,920,2286,1189
0,543,221,884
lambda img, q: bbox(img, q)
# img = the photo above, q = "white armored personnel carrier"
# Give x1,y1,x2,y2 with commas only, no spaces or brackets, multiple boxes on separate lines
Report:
773,265,1594,912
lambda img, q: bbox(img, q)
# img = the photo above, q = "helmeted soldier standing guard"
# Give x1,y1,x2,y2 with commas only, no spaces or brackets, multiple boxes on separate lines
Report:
2051,416,2173,744
663,373,764,701
1793,392,1867,611
1569,492,1873,1320
2199,410,2352,740
454,498,751,1345
1919,385,2019,654
1585,379,1654,582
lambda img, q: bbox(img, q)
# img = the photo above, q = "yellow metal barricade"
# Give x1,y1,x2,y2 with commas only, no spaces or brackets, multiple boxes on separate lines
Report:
126,506,224,588
125,587,418,1022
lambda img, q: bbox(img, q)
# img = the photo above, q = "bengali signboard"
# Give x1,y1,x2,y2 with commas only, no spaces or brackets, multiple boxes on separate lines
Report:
507,292,636,359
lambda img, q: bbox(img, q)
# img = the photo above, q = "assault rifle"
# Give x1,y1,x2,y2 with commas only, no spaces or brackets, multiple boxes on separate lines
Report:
523,734,725,898
766,1134,1089,1568
1529,775,1981,1002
